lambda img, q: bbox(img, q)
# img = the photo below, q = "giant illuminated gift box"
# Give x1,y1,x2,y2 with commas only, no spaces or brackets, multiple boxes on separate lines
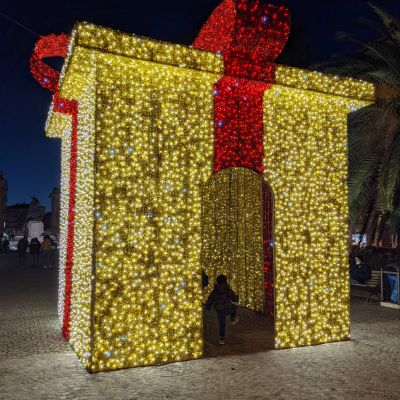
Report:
30,0,374,372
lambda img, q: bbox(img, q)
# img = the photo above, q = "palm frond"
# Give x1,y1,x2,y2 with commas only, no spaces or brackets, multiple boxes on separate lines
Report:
369,3,400,45
368,69,400,89
322,3,400,244
314,48,383,76
377,129,400,212
358,16,395,42
379,100,400,129
349,182,375,222
360,41,400,77
348,104,383,127
348,155,380,203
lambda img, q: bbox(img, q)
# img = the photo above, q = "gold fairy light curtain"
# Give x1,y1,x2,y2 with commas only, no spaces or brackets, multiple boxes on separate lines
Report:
201,167,264,312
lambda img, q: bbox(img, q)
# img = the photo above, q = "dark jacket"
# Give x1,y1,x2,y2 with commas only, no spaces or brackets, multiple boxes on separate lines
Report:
17,238,29,253
206,282,238,312
350,262,371,283
29,239,41,254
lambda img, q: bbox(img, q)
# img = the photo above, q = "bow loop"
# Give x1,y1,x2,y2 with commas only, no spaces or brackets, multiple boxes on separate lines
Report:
30,33,70,92
193,0,290,81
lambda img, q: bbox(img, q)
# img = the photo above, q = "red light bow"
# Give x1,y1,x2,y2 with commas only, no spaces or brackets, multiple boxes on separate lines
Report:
193,0,291,175
30,33,70,92
193,0,290,81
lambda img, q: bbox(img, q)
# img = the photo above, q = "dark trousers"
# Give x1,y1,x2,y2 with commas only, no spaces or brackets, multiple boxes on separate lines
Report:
18,251,27,266
216,305,237,339
31,253,39,266
42,251,52,267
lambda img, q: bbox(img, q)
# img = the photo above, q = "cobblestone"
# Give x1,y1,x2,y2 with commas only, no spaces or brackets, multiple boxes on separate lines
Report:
0,253,399,400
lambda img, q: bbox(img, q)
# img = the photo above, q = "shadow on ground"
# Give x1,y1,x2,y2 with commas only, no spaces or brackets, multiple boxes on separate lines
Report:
203,306,274,357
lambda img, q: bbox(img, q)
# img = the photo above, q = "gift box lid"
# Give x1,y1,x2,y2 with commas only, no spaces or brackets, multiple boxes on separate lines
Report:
45,21,374,138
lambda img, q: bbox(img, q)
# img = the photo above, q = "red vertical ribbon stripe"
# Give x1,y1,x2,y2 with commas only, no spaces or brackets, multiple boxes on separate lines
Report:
30,34,76,339
194,0,291,314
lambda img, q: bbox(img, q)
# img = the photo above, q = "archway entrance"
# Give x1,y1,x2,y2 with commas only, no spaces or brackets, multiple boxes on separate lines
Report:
201,167,274,351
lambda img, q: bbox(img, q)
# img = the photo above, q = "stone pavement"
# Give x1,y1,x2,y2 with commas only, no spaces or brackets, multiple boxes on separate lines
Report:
0,253,399,400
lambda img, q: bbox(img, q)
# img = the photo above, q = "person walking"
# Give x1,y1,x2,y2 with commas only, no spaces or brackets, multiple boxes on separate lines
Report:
17,235,29,266
29,237,41,268
2,238,10,253
206,274,239,345
41,235,53,269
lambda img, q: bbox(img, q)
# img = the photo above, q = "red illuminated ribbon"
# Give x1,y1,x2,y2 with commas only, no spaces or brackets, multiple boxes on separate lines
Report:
194,0,290,314
194,0,290,173
30,34,76,339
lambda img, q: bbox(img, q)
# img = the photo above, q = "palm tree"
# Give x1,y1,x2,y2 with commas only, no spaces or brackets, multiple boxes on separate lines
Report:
322,3,400,248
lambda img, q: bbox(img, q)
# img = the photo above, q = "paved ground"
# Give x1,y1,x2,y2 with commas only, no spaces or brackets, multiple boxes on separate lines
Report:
0,253,399,400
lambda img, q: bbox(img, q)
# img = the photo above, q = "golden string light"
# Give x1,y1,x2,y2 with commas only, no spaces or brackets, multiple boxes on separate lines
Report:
263,85,370,348
201,168,264,311
40,22,374,371
46,23,221,371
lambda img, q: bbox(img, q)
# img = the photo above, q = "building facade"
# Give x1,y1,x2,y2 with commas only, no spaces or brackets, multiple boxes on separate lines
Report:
5,203,29,235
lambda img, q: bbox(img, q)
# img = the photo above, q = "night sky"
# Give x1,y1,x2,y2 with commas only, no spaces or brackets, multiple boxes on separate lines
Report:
0,0,397,209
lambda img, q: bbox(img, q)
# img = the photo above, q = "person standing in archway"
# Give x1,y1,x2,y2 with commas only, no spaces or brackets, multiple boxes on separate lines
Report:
206,274,239,345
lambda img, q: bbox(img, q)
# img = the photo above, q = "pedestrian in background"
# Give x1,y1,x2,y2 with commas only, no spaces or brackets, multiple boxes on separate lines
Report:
2,238,10,253
17,235,29,266
206,274,239,345
350,254,371,284
29,237,41,268
41,235,53,269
